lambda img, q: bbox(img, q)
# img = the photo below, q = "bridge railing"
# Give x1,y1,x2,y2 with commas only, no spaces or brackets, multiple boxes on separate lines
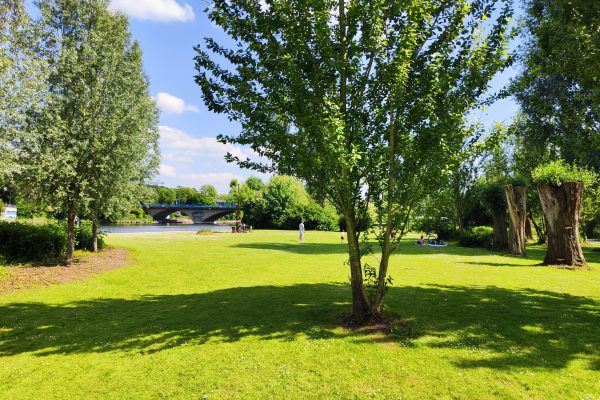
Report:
142,203,237,209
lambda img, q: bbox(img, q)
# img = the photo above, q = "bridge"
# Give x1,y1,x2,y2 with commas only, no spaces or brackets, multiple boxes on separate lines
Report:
142,203,237,224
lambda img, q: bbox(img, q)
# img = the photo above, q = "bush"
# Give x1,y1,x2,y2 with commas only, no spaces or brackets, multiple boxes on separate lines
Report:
0,222,66,263
0,220,105,263
458,226,494,248
593,224,600,239
74,221,105,251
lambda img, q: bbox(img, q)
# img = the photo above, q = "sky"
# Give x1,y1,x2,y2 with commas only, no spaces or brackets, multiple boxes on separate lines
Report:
30,0,523,193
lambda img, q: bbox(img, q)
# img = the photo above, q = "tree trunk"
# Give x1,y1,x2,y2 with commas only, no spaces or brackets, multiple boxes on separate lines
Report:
66,206,76,266
345,213,370,322
505,184,527,256
537,182,586,266
491,208,508,250
528,211,546,244
92,220,98,252
525,217,534,241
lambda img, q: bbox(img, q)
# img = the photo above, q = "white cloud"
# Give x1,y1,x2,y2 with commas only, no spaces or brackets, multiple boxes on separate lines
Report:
157,126,269,192
159,125,255,161
154,92,200,114
109,0,194,22
159,164,177,177
179,172,244,191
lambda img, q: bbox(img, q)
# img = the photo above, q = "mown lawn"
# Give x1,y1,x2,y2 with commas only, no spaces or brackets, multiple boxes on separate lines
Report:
1,230,599,399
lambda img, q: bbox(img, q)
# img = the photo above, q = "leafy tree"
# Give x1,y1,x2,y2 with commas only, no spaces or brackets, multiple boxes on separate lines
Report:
199,184,218,204
0,0,46,178
18,0,158,262
513,0,600,173
196,0,515,321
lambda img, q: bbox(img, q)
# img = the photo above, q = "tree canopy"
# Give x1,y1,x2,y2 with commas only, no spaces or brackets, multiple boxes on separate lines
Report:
196,0,515,321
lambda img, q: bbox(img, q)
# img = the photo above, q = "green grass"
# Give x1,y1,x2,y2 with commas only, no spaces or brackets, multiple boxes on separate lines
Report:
1,230,599,399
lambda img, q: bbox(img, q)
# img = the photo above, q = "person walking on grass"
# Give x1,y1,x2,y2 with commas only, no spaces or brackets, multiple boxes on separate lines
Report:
299,219,305,243
340,229,345,244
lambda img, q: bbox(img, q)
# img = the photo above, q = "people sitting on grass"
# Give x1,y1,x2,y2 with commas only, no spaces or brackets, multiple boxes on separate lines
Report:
415,235,447,246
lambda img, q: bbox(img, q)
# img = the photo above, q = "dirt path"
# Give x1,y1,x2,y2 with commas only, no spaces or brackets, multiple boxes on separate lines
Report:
0,248,130,294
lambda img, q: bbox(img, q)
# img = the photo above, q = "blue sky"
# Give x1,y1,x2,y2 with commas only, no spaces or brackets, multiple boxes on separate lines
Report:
32,0,522,193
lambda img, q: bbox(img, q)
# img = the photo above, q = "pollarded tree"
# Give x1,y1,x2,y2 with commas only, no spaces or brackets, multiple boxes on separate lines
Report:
504,183,526,255
196,0,515,322
481,180,508,250
532,161,597,266
19,0,159,262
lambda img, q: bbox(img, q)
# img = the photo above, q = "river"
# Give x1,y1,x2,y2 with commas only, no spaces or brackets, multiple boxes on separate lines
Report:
100,223,232,234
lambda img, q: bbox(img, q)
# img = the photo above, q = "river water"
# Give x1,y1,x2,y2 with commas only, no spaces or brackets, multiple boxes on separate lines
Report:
100,223,231,234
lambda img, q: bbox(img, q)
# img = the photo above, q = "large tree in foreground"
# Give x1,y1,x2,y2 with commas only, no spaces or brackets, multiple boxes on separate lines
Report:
196,0,514,321
18,0,159,263
532,161,596,266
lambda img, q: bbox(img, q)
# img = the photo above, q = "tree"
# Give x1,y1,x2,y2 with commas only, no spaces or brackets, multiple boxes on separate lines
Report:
199,184,218,204
532,161,596,266
512,0,600,175
18,0,158,262
504,184,526,255
84,36,159,251
196,0,515,322
0,0,46,179
481,181,508,250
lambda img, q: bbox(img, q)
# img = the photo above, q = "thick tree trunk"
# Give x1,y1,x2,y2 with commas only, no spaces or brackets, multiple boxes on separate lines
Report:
525,217,534,241
66,207,76,266
505,185,527,256
345,213,370,322
92,220,98,252
491,208,508,250
537,182,586,266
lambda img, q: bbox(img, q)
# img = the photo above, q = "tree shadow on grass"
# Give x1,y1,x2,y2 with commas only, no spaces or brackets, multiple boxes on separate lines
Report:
0,284,598,371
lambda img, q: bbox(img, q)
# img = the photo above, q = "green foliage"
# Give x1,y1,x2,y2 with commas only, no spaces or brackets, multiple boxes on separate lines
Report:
196,0,516,314
15,0,159,261
480,179,507,212
0,219,106,263
458,226,494,248
0,222,65,263
239,175,338,231
361,263,393,305
150,185,218,206
74,221,105,252
513,0,600,175
413,190,457,240
531,161,597,187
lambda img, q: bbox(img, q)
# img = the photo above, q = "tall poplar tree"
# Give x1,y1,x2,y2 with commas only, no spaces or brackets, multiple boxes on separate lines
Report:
1,0,46,179
196,0,514,322
19,0,159,263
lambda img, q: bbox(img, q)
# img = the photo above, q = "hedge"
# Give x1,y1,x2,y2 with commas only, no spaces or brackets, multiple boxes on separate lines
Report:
458,226,494,248
0,221,105,263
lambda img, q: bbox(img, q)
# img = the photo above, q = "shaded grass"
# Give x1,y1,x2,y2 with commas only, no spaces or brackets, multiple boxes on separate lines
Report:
0,230,599,399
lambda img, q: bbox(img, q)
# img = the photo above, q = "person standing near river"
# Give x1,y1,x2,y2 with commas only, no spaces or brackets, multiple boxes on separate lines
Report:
299,219,305,243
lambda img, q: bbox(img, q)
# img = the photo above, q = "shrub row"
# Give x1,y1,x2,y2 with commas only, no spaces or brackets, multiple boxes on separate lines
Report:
458,226,494,248
0,221,104,263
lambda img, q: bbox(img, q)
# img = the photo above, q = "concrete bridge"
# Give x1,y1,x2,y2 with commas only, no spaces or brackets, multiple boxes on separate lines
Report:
142,203,236,224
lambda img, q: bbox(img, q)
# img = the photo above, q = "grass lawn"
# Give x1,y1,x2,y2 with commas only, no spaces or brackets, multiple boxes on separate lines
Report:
1,230,599,399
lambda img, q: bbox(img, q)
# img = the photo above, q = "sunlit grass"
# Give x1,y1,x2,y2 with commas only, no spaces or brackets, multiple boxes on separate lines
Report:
0,230,599,399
